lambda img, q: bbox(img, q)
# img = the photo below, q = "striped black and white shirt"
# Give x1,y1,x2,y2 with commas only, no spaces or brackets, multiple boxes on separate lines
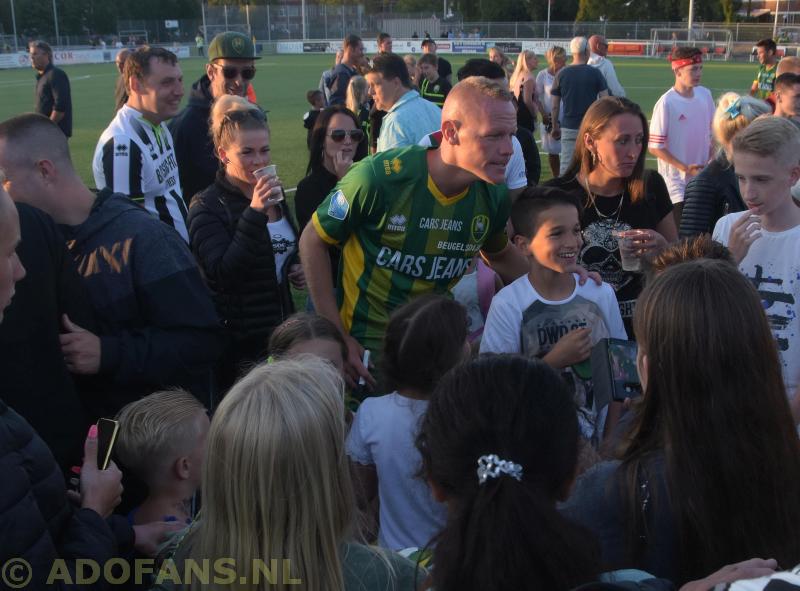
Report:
92,105,189,242
714,565,800,590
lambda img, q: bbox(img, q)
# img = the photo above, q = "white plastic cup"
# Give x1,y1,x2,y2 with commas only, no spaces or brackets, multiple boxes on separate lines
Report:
252,164,284,205
612,229,648,272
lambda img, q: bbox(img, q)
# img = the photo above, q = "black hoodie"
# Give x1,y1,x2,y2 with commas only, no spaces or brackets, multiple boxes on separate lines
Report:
169,76,219,207
63,190,222,415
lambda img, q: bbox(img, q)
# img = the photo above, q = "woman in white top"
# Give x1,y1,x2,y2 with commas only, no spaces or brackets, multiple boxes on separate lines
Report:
536,45,567,177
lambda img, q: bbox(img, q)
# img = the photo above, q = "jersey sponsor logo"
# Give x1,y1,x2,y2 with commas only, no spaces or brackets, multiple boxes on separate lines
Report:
115,144,128,157
382,157,403,176
418,217,463,231
375,245,471,281
470,214,489,242
155,153,178,185
328,189,349,220
387,214,407,232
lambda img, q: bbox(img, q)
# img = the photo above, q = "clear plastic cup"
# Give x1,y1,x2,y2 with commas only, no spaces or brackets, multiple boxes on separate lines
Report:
612,229,648,272
252,164,284,205
252,164,277,180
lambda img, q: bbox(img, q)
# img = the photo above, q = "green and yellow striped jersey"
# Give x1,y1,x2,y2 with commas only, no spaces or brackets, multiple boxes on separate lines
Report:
312,145,510,352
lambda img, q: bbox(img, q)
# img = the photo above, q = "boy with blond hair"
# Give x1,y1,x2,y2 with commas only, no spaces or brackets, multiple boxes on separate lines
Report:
713,116,800,414
116,389,209,524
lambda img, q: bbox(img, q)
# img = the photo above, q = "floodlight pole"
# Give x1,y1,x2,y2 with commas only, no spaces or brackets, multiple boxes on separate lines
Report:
52,0,60,47
200,1,208,46
546,0,551,39
10,0,19,52
687,0,694,39
773,0,781,39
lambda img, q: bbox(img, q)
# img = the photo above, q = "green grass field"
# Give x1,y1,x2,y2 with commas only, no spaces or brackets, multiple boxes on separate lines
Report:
0,55,758,191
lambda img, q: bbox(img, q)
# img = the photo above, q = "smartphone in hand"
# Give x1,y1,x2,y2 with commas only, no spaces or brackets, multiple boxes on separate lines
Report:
96,418,119,470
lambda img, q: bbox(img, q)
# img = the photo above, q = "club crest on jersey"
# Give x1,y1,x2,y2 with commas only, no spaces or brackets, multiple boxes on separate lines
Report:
387,214,407,232
383,158,403,175
328,190,349,221
471,214,489,242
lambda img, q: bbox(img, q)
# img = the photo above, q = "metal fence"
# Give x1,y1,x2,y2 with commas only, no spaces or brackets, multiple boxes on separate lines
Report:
5,5,799,51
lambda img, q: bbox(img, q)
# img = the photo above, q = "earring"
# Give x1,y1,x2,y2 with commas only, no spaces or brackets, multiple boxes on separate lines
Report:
590,151,596,167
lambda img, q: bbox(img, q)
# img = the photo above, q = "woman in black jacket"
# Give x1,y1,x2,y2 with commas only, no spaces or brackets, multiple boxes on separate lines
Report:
679,93,771,238
188,96,304,390
295,105,366,232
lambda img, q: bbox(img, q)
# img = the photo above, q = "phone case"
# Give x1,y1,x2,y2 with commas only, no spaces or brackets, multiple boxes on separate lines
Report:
590,338,643,410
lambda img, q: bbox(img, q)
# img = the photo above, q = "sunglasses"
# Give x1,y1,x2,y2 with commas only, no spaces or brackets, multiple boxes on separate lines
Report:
222,109,267,127
327,129,364,143
213,64,257,80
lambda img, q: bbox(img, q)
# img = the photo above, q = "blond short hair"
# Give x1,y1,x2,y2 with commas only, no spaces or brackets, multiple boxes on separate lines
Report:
454,75,513,102
712,92,772,148
115,389,206,484
732,114,800,164
777,56,800,76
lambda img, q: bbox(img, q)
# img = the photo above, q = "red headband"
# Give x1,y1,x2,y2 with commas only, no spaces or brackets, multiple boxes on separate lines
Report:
670,53,703,70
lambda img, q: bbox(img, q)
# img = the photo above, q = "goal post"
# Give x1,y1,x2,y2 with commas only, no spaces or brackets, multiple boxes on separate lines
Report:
649,28,733,61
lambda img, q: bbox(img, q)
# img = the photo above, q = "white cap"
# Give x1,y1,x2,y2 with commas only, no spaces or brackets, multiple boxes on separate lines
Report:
570,36,588,55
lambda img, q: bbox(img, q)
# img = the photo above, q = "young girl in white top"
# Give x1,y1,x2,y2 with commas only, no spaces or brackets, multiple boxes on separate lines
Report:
346,295,469,550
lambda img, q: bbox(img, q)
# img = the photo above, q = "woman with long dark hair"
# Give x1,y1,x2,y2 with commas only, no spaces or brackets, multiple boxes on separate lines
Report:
564,259,800,585
295,105,367,233
544,96,677,335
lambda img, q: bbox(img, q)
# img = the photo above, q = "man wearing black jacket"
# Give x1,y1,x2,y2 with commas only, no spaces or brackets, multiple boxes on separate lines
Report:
0,202,97,472
169,32,259,205
0,114,222,416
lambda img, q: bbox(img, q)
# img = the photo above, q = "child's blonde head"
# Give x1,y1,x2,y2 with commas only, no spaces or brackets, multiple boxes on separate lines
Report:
712,92,771,153
115,389,207,486
732,114,800,166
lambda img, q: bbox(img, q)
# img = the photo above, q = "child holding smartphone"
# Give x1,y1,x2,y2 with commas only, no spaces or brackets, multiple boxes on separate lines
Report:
481,187,626,441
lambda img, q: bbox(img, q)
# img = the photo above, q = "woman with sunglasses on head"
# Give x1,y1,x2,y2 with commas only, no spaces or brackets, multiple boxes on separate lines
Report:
295,106,367,284
187,95,303,392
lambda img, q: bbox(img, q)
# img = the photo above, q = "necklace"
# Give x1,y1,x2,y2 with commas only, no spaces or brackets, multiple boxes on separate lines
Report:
581,176,625,226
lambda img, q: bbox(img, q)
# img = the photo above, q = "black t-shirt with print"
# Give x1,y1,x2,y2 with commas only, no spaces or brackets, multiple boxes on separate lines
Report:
544,170,673,334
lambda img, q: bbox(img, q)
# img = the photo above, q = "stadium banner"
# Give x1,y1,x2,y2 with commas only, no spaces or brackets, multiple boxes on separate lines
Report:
451,41,487,53
0,46,191,69
303,42,331,53
490,41,522,54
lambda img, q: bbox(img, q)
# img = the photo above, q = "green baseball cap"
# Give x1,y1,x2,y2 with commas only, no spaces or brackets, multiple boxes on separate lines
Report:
208,32,259,61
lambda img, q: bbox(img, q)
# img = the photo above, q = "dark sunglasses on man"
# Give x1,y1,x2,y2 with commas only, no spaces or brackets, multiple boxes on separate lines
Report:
327,129,364,143
212,64,257,80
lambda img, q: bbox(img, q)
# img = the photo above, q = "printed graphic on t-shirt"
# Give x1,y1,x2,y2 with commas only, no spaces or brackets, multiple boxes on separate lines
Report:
520,295,611,413
746,263,797,354
271,233,294,255
581,218,635,295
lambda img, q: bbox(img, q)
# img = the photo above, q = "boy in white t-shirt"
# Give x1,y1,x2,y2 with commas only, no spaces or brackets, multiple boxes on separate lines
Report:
481,187,626,440
648,47,716,224
712,116,800,416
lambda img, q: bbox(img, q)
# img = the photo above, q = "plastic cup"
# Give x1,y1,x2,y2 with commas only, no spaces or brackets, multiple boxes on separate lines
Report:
252,164,284,205
253,164,277,179
612,229,648,272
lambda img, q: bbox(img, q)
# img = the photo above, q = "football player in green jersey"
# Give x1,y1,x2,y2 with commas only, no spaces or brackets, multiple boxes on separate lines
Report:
300,77,529,389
